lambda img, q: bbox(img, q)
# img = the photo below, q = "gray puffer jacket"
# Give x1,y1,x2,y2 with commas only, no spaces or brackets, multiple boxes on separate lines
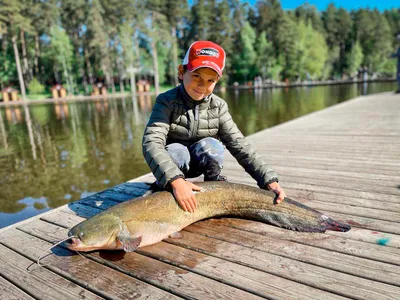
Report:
142,84,278,188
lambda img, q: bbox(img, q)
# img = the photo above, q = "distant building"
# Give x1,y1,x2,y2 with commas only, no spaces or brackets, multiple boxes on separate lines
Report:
1,87,19,102
91,82,108,96
50,84,67,99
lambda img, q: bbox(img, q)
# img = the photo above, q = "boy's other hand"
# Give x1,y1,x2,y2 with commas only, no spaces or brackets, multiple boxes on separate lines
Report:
170,178,201,212
267,182,286,204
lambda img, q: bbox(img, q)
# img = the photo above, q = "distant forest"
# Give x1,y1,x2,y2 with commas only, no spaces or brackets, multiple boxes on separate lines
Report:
0,0,399,93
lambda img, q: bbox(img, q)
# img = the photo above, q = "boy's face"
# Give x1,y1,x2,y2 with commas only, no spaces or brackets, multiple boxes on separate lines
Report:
179,66,220,101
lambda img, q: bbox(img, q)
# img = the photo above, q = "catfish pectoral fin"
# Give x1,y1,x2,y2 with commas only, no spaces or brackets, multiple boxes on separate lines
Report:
118,234,142,252
169,231,183,239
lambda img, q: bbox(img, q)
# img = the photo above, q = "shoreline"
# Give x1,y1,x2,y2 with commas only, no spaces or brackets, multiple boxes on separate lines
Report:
227,77,397,90
0,78,397,107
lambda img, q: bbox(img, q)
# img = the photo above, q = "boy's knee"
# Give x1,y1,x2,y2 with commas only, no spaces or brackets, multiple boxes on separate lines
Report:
191,137,224,167
193,137,224,154
166,143,190,171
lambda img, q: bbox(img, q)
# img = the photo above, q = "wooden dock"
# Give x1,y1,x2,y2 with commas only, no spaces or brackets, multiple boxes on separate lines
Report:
0,92,399,299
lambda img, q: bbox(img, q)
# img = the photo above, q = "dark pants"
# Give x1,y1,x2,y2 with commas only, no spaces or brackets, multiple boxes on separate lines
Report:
166,137,224,180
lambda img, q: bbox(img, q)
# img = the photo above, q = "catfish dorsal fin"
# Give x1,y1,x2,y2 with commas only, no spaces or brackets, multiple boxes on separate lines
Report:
117,223,142,252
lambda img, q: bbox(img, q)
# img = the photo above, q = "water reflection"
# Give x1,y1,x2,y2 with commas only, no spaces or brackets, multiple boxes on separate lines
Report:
0,82,397,228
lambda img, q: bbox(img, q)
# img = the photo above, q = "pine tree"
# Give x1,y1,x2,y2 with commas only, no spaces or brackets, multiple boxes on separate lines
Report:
162,0,188,85
86,0,113,89
0,0,33,99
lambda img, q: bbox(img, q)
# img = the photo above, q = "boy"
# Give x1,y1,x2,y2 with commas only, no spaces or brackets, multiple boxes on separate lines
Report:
142,41,285,212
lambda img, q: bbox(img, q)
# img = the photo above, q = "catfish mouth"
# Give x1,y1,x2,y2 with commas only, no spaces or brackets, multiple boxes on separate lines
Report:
65,229,121,252
65,237,111,252
65,236,89,251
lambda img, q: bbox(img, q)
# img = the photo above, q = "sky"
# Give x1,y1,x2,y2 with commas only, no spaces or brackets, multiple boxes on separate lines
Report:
246,0,399,11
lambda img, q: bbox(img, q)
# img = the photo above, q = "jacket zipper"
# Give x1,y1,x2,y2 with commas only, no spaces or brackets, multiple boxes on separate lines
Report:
193,105,199,138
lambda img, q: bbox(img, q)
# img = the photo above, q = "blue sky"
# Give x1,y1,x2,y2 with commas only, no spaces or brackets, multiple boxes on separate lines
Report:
246,0,399,11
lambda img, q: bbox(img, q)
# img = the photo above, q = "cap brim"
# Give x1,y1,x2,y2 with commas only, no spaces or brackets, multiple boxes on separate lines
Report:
188,60,223,77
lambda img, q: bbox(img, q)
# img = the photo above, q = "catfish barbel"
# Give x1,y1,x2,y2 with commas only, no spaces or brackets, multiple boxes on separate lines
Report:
66,181,350,252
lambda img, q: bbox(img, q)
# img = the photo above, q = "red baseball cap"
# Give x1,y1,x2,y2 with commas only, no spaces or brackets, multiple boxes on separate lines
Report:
182,41,226,76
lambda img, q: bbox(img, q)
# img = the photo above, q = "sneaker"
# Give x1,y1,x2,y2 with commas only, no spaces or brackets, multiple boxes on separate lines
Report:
204,175,227,181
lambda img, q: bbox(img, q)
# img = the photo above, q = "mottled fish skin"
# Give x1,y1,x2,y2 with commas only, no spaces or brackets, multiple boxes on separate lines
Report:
66,181,350,252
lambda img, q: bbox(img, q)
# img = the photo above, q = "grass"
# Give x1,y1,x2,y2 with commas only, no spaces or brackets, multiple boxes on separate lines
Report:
27,93,52,100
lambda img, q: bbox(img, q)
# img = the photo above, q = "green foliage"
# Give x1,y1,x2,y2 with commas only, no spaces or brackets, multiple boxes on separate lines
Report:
345,41,364,76
0,49,16,86
0,1,399,87
232,22,257,82
49,25,75,92
27,77,45,94
296,21,328,79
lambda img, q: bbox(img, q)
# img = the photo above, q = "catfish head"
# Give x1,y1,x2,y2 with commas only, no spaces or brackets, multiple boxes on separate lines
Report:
65,214,142,252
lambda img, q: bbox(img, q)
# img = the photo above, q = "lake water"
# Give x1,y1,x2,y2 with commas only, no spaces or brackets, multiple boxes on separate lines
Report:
0,82,397,228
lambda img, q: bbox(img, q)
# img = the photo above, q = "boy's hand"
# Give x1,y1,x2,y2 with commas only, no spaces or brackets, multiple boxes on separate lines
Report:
267,182,286,204
170,178,201,212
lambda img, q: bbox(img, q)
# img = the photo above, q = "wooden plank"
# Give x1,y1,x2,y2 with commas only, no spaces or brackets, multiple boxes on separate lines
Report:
18,219,265,300
254,135,400,145
0,243,101,300
227,157,400,176
138,242,346,300
228,174,400,202
1,227,179,300
77,196,120,210
299,201,400,222
328,227,400,248
279,174,400,196
225,163,400,191
203,218,400,265
256,145,400,156
274,165,400,183
283,188,400,213
42,209,87,228
223,174,400,221
61,202,102,219
111,182,150,196
0,276,34,300
260,151,400,164
184,223,400,286
322,212,400,235
165,230,400,300
278,169,400,189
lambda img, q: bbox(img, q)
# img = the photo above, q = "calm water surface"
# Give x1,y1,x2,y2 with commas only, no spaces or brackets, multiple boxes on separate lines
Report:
0,82,396,228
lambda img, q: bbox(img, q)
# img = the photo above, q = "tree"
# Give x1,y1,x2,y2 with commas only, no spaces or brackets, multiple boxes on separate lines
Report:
189,0,211,40
140,0,171,94
162,0,189,85
254,31,273,79
255,0,283,56
295,3,324,33
60,0,88,90
208,0,235,86
0,49,16,88
86,0,113,89
232,21,257,82
49,26,75,94
0,0,32,99
275,12,298,80
355,9,395,74
345,40,363,77
335,8,353,74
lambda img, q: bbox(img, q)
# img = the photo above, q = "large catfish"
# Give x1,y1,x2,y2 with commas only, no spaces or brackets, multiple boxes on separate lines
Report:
66,181,350,252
